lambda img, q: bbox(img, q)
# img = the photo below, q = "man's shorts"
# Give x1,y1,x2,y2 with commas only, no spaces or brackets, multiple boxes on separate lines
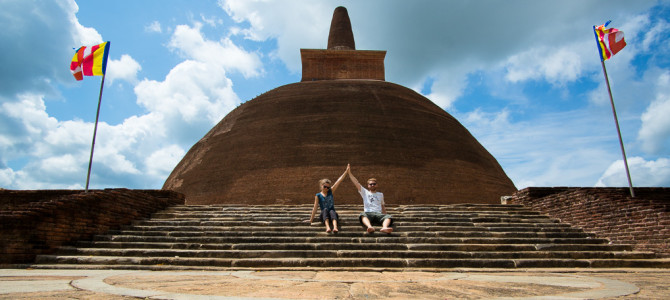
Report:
359,212,393,227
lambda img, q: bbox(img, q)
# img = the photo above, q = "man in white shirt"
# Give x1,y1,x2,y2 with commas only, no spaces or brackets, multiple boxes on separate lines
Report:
346,164,393,233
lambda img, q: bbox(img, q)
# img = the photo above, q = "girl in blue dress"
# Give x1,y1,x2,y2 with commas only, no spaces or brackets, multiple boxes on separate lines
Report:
308,167,348,233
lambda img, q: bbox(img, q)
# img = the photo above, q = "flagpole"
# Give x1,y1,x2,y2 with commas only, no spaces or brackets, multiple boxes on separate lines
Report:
599,60,635,197
85,73,106,193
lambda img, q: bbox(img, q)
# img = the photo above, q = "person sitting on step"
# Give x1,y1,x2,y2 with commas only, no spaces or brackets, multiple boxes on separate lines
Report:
307,167,348,233
346,164,394,234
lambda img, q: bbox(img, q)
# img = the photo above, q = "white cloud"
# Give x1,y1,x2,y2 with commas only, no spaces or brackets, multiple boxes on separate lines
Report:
0,1,254,189
1,93,58,160
0,92,143,188
220,0,332,72
503,46,585,86
640,19,670,52
39,119,90,156
66,0,103,46
638,71,670,154
596,157,670,187
0,168,15,188
133,21,262,129
95,146,141,175
220,0,658,104
420,63,479,109
40,154,81,175
200,14,223,28
0,93,185,189
145,20,162,33
72,18,103,46
459,108,620,189
135,60,237,125
169,23,263,78
107,54,142,84
126,20,267,184
145,145,186,178
0,0,102,97
0,93,91,189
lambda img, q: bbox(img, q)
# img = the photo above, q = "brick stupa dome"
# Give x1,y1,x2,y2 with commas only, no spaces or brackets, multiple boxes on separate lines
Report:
163,6,516,205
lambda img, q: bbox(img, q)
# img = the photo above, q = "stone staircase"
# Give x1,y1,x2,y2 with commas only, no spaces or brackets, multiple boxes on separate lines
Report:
33,204,669,270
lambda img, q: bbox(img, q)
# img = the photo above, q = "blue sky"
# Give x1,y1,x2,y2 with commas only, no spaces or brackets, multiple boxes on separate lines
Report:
1,0,669,190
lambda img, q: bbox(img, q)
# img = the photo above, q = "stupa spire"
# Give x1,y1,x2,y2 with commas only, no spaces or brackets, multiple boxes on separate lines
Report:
327,6,355,50
300,6,385,81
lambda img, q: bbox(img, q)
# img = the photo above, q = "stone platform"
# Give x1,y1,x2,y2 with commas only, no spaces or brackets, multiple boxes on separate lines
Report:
31,204,669,270
1,268,669,299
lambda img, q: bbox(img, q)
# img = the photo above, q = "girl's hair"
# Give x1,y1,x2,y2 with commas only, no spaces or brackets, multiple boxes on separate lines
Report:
319,178,332,189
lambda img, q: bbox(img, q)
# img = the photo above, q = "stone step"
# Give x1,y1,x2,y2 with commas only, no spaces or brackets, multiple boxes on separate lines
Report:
34,255,670,269
148,215,555,223
113,225,584,233
118,225,480,233
145,211,554,217
91,235,611,245
170,206,550,213
121,222,577,229
155,212,544,218
147,218,559,226
483,226,581,232
151,211,546,217
33,203,667,270
162,204,528,211
104,229,594,239
152,207,542,213
53,247,656,260
74,241,636,252
132,220,568,227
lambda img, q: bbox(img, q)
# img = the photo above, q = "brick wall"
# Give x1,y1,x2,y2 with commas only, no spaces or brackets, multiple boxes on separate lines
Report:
300,49,386,81
0,190,82,209
0,189,184,264
508,187,670,257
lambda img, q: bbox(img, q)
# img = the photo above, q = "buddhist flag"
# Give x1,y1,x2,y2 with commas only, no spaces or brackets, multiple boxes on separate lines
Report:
70,42,110,81
594,22,626,61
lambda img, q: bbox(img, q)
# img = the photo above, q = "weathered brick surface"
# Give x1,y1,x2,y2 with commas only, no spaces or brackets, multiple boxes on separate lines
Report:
0,189,184,264
0,190,82,210
164,80,517,205
300,49,386,81
509,187,670,257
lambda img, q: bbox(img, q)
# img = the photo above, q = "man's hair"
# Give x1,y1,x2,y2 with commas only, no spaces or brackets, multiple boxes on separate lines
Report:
367,178,377,184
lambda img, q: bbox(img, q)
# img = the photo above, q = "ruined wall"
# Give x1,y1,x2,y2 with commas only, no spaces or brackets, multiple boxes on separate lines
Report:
0,189,184,264
508,187,670,257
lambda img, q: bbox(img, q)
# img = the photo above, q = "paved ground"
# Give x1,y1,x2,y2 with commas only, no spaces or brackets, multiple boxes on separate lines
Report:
0,268,668,299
